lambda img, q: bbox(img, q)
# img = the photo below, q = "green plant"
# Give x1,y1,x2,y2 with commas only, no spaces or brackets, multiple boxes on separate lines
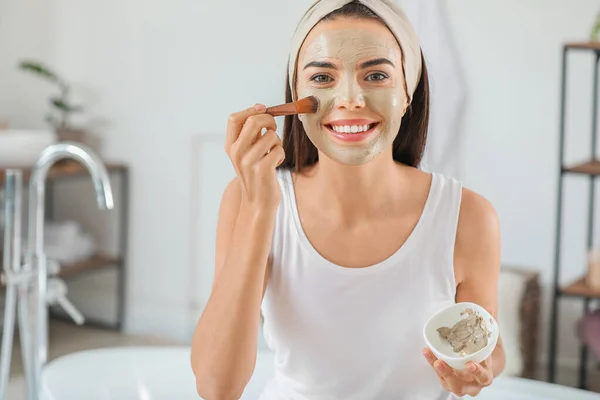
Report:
17,60,83,130
591,10,600,41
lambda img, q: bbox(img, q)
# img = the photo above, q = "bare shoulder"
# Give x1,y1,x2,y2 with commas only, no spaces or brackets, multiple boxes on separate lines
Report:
454,187,501,285
458,188,499,232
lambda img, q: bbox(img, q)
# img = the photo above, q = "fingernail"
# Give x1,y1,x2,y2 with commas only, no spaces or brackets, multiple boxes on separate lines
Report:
254,104,266,111
468,363,477,372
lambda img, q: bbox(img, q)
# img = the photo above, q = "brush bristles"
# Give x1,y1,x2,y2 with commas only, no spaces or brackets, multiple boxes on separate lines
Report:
295,96,319,114
266,96,319,116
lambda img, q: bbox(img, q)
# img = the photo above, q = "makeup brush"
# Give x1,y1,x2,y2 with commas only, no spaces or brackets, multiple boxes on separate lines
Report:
266,96,319,116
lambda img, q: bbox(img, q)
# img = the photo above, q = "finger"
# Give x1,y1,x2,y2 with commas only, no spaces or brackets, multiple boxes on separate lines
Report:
434,368,464,395
483,356,493,372
235,114,278,155
434,361,469,395
261,144,285,168
461,384,483,397
473,361,493,386
433,360,455,382
422,348,438,367
422,350,450,389
454,362,477,382
225,104,266,152
244,130,282,164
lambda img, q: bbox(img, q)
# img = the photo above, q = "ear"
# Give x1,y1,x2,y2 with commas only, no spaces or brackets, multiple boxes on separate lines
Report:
402,98,411,116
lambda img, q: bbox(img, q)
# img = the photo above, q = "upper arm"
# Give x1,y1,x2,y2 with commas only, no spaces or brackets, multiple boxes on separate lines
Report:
453,188,501,319
213,177,270,295
454,188,506,374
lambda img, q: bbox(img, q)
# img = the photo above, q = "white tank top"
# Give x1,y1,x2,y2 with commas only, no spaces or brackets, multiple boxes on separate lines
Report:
259,168,463,400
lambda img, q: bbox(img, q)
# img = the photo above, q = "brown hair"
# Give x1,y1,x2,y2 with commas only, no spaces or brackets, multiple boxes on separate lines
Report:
278,1,430,172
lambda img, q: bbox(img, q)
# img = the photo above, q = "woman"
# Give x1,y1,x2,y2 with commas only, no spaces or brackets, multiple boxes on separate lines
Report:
191,1,505,399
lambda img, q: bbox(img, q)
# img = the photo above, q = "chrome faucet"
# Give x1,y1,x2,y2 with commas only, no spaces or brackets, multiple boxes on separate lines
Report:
0,142,114,400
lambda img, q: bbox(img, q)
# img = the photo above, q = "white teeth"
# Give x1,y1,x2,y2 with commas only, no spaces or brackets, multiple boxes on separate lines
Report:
330,124,373,133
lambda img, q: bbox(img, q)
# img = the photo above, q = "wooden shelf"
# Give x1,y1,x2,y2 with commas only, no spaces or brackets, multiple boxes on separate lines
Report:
566,42,600,51
563,160,600,175
57,254,120,279
559,277,600,299
1,254,120,288
0,160,126,184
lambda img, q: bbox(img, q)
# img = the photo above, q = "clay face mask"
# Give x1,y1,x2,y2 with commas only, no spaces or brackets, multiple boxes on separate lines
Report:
437,309,492,357
296,28,407,166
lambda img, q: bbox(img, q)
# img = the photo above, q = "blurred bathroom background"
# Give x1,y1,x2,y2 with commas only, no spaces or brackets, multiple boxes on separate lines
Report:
2,0,600,398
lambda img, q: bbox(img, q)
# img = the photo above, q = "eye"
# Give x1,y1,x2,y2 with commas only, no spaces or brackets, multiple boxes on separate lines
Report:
365,72,389,82
310,74,333,84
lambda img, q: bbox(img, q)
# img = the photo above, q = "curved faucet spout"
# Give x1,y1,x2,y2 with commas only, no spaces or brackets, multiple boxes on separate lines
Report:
31,142,114,213
27,141,114,400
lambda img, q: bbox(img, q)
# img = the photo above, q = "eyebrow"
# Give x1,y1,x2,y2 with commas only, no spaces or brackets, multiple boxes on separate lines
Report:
359,58,395,69
303,58,395,70
303,61,337,70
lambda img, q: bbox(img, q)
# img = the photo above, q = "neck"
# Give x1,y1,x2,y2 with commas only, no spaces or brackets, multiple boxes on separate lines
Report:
310,149,408,220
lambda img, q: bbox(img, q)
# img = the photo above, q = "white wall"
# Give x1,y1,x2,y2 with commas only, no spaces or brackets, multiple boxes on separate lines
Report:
0,0,55,127
1,0,598,368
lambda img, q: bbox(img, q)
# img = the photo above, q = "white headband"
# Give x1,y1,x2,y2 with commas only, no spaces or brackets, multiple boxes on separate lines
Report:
288,0,422,103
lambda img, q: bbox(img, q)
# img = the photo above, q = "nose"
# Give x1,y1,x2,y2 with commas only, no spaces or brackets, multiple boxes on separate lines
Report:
336,76,365,111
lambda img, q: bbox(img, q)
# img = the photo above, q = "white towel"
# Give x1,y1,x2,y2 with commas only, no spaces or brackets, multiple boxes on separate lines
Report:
45,233,95,265
44,220,81,248
21,220,97,268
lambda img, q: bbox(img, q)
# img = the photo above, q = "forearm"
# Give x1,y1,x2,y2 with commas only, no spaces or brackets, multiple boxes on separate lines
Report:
191,203,276,398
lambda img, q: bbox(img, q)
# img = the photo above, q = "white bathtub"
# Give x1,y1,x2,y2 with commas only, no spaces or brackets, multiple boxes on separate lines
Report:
41,346,273,400
41,346,600,400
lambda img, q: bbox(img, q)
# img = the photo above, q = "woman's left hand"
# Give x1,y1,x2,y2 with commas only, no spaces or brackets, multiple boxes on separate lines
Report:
422,348,494,397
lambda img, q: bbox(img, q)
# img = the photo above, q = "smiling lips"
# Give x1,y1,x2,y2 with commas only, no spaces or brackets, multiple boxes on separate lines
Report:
324,119,380,142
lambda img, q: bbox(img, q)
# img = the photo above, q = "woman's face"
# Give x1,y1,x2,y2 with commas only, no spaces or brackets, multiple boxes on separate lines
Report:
295,17,408,166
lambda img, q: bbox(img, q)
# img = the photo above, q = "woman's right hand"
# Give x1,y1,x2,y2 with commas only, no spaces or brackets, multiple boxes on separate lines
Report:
225,104,285,211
